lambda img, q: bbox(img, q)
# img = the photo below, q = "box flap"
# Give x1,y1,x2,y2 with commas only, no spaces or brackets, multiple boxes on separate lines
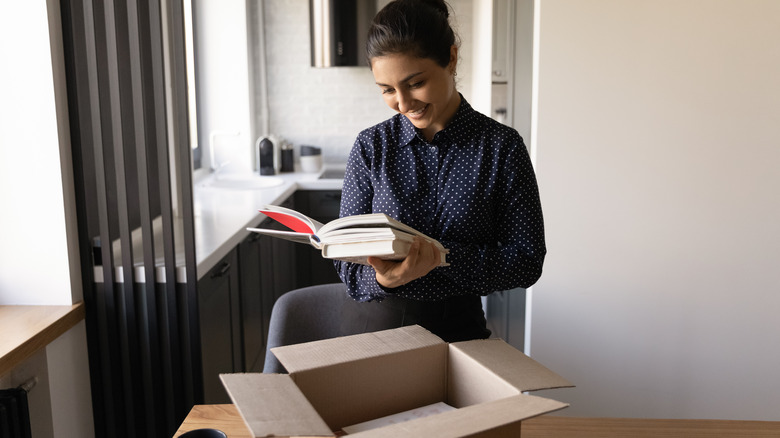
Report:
272,325,443,374
450,339,573,392
446,343,520,408
220,373,333,437
346,394,568,438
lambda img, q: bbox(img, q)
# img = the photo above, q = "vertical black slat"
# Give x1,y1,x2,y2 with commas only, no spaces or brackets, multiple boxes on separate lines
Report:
83,0,124,435
126,0,160,435
113,2,147,429
103,0,141,434
58,1,108,436
147,0,183,431
168,0,203,408
115,5,151,429
81,280,107,436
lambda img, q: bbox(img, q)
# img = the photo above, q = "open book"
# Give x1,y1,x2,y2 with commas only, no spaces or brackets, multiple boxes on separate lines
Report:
247,204,449,266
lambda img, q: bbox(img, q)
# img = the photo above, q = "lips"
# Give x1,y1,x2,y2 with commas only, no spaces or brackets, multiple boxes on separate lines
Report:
405,104,428,120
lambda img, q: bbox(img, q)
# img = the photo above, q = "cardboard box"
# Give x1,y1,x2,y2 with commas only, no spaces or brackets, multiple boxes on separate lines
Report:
221,325,572,437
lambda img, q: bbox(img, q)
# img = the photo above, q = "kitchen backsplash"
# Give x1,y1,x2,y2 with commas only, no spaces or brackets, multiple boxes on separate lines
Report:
259,0,474,164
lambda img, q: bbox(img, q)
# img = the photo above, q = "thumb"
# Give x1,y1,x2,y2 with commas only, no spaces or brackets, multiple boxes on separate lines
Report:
367,256,391,274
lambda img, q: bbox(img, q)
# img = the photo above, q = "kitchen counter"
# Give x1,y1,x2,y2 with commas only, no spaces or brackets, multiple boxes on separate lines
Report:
96,166,344,283
193,167,343,280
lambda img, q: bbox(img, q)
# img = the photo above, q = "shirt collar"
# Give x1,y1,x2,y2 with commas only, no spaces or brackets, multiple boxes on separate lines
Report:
398,94,475,148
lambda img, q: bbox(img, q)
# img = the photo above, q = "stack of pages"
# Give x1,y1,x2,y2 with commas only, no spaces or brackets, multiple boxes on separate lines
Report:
247,204,449,266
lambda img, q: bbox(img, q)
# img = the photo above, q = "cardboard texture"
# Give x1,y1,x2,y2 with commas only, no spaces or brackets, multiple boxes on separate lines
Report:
220,373,332,436
221,325,572,438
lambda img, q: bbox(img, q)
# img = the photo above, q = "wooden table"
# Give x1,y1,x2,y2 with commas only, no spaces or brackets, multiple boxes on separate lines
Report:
173,404,780,437
173,405,251,438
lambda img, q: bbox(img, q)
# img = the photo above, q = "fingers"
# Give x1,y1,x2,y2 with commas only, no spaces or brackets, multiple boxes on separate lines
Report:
367,256,390,274
403,237,422,266
409,237,439,271
368,256,402,288
370,237,440,289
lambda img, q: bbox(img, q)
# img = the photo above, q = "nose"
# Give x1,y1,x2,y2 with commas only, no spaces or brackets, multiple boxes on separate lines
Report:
396,90,413,113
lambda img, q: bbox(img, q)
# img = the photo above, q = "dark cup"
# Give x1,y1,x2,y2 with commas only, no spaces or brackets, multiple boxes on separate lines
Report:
178,428,227,438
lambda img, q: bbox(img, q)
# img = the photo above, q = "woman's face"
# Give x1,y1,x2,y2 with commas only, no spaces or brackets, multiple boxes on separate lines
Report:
371,48,460,141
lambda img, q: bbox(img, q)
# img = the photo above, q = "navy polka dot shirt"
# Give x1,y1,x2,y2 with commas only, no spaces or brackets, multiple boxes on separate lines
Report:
335,96,546,302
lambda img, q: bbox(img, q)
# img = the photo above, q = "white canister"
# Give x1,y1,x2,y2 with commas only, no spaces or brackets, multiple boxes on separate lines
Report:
299,145,323,173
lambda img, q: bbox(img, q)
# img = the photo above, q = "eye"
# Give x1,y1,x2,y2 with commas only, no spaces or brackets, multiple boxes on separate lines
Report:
381,87,395,95
409,81,424,89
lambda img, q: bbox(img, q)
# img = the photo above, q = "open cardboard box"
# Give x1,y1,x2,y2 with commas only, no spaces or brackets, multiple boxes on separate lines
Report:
221,325,572,437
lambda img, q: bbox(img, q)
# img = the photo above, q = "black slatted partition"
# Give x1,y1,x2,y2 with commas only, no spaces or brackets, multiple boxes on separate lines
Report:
60,0,200,436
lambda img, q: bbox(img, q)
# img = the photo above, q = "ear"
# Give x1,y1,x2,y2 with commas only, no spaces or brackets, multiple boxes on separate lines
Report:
448,45,458,75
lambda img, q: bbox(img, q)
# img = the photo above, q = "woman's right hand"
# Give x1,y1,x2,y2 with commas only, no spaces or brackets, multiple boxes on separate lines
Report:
368,237,441,289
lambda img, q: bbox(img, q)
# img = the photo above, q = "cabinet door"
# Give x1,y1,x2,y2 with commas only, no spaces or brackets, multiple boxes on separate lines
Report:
197,249,241,403
486,288,526,351
269,196,298,298
294,190,343,287
238,232,270,372
238,227,280,372
492,0,511,83
238,195,296,372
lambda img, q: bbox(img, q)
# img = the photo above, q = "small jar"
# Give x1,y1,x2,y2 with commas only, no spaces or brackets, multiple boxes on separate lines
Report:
299,145,323,173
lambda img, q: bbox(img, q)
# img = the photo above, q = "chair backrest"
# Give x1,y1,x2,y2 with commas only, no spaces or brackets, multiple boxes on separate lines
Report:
262,283,350,373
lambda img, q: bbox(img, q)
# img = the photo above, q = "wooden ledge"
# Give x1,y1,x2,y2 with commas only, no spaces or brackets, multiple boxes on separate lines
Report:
0,302,85,377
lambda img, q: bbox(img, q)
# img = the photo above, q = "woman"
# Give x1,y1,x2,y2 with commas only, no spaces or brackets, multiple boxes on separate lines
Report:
335,0,545,342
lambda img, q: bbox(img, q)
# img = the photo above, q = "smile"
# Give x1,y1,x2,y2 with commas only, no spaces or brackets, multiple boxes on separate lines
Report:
406,104,428,119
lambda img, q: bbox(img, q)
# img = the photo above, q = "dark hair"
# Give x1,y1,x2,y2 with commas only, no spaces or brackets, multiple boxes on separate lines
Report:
366,0,459,68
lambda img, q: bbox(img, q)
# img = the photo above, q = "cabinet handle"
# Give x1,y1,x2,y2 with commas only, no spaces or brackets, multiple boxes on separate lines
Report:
211,262,231,279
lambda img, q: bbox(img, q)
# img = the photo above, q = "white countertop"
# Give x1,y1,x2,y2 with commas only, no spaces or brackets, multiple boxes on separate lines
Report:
96,166,343,283
193,167,344,280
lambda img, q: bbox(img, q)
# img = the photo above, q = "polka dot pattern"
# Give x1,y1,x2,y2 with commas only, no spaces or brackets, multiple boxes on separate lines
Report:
335,97,546,302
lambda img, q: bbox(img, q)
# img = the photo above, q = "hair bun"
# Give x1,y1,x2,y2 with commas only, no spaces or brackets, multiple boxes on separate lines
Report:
367,0,458,68
419,0,450,18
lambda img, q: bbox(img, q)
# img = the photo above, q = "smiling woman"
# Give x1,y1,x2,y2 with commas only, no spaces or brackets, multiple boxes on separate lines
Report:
371,53,461,142
333,0,546,344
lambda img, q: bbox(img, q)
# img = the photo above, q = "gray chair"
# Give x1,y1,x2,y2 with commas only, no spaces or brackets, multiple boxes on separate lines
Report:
262,283,352,373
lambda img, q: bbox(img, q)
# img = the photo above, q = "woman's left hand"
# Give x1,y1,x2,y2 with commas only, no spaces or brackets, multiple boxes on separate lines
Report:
368,237,441,289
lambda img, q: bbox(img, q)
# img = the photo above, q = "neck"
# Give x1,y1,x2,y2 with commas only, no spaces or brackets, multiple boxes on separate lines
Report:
422,92,461,142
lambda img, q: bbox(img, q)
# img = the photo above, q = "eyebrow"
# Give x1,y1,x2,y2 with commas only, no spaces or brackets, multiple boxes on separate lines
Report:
375,71,425,87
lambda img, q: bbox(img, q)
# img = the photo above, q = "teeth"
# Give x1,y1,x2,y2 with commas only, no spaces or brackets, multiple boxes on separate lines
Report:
409,106,426,115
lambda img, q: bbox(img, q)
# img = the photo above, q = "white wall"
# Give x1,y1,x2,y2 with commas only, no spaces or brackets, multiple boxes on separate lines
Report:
262,0,476,163
530,0,780,420
0,0,94,436
0,0,76,306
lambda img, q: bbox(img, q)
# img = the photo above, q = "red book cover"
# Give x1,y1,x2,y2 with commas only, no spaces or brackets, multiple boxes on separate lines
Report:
261,211,315,234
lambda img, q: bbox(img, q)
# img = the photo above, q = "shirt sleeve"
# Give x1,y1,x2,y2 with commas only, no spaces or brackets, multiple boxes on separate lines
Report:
333,136,391,302
437,138,546,294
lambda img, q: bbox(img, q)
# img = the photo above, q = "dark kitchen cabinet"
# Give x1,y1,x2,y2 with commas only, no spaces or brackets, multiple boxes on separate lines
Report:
237,196,297,373
293,190,342,287
197,191,340,397
237,231,273,373
197,248,242,404
486,287,526,351
267,197,298,299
